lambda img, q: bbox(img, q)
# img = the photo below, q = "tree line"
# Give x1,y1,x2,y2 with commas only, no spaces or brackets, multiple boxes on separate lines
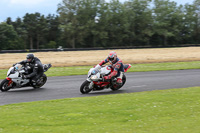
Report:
0,0,200,50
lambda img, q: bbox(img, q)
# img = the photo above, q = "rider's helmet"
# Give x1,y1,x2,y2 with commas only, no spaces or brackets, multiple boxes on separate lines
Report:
26,53,34,63
108,51,117,64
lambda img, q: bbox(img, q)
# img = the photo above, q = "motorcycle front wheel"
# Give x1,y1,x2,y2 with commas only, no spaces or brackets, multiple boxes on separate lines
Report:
80,80,92,94
0,79,13,92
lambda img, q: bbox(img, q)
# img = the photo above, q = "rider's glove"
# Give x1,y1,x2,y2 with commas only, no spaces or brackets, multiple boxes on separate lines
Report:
13,63,16,67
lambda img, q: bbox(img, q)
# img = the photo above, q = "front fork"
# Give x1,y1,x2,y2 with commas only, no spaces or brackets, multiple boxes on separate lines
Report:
86,78,94,89
88,82,94,89
6,77,13,86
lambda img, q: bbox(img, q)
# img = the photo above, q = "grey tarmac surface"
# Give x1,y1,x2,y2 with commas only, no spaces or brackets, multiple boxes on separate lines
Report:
0,69,200,105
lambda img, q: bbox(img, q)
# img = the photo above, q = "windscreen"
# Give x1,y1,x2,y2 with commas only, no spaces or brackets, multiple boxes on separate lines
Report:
91,68,100,75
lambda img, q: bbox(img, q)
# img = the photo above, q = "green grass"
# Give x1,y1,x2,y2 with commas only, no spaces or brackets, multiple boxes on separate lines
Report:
1,61,200,79
0,87,200,133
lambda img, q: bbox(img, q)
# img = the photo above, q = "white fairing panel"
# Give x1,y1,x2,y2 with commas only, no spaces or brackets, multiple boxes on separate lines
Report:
8,72,19,79
100,66,111,75
87,66,111,82
6,65,30,87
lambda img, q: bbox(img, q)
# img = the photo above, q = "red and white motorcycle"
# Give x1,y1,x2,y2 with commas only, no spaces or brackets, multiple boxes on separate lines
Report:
80,64,131,94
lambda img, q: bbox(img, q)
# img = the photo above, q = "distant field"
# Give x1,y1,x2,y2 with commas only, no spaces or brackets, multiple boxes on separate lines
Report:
1,47,200,69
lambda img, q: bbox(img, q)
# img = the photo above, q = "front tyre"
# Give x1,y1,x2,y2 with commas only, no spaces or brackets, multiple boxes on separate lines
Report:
32,74,47,88
0,79,13,92
80,80,92,94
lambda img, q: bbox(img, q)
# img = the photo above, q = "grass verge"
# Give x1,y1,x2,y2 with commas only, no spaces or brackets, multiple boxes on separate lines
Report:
1,61,200,79
0,87,200,133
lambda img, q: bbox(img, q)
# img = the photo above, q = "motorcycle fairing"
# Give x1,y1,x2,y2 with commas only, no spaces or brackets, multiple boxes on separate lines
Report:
93,81,110,87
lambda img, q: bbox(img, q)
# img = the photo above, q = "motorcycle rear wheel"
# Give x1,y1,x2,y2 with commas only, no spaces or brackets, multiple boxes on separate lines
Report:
0,79,13,92
110,75,126,91
80,80,92,94
32,74,47,88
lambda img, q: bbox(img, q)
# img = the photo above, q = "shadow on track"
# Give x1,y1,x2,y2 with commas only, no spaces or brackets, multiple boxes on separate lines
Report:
1,87,46,93
81,89,126,95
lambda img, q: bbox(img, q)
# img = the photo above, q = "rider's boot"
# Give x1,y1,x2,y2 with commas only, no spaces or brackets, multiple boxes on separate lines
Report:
117,78,123,87
31,80,37,86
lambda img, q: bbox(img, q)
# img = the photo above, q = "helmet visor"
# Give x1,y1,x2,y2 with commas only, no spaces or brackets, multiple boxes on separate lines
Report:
26,56,32,62
109,57,114,61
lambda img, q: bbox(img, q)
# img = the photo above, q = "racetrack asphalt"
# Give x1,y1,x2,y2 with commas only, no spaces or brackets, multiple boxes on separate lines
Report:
0,69,200,105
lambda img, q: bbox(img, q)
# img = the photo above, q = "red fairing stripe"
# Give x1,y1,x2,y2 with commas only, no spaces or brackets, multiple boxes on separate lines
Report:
6,77,12,80
6,77,13,86
93,81,110,87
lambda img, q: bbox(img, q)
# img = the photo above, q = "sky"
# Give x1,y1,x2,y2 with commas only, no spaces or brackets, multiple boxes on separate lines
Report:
0,0,194,22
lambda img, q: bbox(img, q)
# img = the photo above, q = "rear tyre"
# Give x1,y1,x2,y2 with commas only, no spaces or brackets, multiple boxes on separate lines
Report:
80,80,92,94
32,74,47,88
122,75,126,86
110,75,126,91
0,79,13,92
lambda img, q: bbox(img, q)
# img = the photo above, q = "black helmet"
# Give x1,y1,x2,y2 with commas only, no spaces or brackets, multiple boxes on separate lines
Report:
26,53,34,62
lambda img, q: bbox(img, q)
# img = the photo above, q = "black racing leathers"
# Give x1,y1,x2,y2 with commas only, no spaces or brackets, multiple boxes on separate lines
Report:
18,57,44,83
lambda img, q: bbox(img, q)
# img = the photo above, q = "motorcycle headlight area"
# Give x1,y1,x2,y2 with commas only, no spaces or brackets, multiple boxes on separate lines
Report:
91,75,98,80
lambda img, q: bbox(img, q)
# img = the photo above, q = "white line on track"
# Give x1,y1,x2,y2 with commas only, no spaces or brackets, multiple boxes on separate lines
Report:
129,85,147,88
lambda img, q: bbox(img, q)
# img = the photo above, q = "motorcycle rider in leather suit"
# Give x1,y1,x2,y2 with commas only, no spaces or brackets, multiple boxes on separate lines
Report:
98,51,124,86
16,53,44,86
